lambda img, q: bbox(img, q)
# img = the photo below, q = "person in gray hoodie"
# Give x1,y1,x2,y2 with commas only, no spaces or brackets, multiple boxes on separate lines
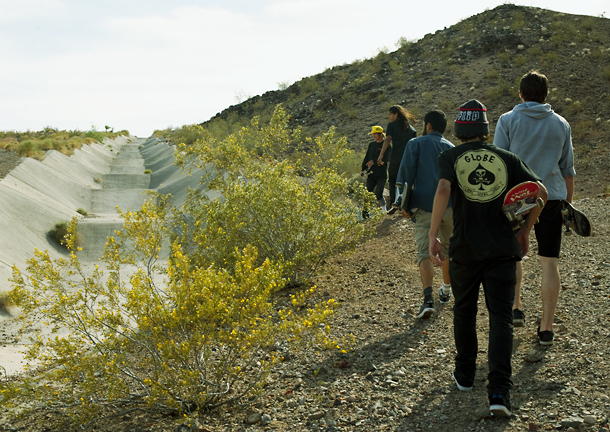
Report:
493,70,575,346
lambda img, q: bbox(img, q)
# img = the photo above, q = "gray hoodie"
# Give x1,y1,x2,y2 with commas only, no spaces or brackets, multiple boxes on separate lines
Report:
493,102,575,200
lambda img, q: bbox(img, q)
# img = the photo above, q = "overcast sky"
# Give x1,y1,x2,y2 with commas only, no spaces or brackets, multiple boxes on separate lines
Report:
0,1,607,137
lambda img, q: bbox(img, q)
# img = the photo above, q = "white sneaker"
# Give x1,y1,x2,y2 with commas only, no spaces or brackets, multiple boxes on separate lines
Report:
438,286,452,303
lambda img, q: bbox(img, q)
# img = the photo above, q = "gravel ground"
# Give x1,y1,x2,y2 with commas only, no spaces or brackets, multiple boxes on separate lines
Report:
0,149,23,180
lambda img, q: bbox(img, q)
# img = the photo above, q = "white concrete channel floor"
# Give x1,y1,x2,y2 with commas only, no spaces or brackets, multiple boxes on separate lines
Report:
0,136,215,376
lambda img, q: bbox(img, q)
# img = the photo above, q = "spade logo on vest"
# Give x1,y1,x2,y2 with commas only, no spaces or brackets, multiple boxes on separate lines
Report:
455,149,507,203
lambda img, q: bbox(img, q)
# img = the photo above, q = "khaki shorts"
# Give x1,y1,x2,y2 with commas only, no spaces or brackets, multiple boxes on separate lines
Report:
413,207,453,264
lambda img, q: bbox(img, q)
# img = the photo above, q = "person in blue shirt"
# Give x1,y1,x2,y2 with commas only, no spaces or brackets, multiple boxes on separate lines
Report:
396,110,454,319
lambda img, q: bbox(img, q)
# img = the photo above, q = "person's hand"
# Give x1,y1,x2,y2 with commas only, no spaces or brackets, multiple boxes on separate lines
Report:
376,156,384,166
366,160,374,168
429,237,444,266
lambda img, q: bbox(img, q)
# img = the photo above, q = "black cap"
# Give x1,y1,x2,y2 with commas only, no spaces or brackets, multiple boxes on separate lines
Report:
454,99,489,136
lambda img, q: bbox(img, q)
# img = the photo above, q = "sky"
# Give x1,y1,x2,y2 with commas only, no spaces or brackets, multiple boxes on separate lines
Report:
0,1,608,137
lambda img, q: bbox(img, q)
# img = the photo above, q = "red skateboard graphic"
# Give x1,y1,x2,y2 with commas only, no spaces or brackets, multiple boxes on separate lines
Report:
502,181,544,230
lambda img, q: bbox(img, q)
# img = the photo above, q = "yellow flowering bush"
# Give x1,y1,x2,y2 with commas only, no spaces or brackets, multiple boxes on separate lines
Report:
5,214,336,426
173,104,379,283
2,105,375,427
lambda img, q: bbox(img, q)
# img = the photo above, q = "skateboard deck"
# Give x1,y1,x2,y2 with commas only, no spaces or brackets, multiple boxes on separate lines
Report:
361,166,373,177
502,181,544,230
561,201,591,236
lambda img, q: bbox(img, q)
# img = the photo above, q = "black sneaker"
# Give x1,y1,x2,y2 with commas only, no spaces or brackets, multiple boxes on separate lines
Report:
512,309,525,327
416,301,434,319
392,196,402,210
452,370,473,391
438,286,451,303
537,326,554,346
489,393,512,417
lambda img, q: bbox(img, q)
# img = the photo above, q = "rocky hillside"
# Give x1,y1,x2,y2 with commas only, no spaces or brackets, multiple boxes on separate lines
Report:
203,4,610,198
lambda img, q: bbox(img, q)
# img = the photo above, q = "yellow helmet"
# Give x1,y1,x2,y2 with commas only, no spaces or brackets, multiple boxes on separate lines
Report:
368,125,384,134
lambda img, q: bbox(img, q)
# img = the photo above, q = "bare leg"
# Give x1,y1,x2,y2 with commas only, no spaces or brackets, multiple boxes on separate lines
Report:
539,256,560,332
420,258,434,289
513,261,523,311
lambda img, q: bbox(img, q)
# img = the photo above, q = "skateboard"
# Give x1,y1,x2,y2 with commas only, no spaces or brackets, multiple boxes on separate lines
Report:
502,181,545,230
561,201,591,236
360,166,373,177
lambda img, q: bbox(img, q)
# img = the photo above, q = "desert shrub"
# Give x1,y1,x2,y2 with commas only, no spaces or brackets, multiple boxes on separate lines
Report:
4,108,369,426
513,54,526,66
328,80,342,93
422,91,434,104
312,109,325,120
7,215,339,427
176,164,368,281
543,51,559,65
485,69,499,79
510,11,526,29
16,140,36,156
440,99,454,112
299,77,320,96
580,17,596,31
76,208,88,216
0,292,11,313
564,100,583,117
334,92,359,119
144,169,152,174
603,67,610,81
527,46,543,58
336,101,359,119
84,128,106,143
277,80,290,91
39,138,58,151
485,79,513,100
48,221,70,247
395,36,414,49
573,120,594,136
174,105,376,282
497,52,511,63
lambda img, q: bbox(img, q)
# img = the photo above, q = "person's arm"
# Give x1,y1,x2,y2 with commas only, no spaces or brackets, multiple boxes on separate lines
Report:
564,176,574,203
377,135,392,166
515,180,548,257
428,179,451,266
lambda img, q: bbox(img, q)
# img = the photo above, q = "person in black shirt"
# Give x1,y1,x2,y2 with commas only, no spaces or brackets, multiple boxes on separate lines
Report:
429,100,547,418
376,105,417,214
361,125,389,210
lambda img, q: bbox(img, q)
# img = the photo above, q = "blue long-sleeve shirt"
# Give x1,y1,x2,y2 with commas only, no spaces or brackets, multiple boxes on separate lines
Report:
493,102,575,200
396,131,454,212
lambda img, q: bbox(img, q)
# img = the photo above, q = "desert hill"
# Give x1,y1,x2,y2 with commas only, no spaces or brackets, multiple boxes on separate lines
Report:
202,4,610,198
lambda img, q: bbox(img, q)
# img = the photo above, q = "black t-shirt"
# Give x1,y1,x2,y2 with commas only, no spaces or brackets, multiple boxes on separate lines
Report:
386,121,416,177
438,141,540,262
362,140,389,178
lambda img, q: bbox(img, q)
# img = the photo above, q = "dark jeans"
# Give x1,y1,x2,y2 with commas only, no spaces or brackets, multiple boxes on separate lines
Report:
366,175,386,202
450,257,516,395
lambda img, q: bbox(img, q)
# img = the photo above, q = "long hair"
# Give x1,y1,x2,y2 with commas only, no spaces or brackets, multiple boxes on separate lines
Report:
389,105,416,131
